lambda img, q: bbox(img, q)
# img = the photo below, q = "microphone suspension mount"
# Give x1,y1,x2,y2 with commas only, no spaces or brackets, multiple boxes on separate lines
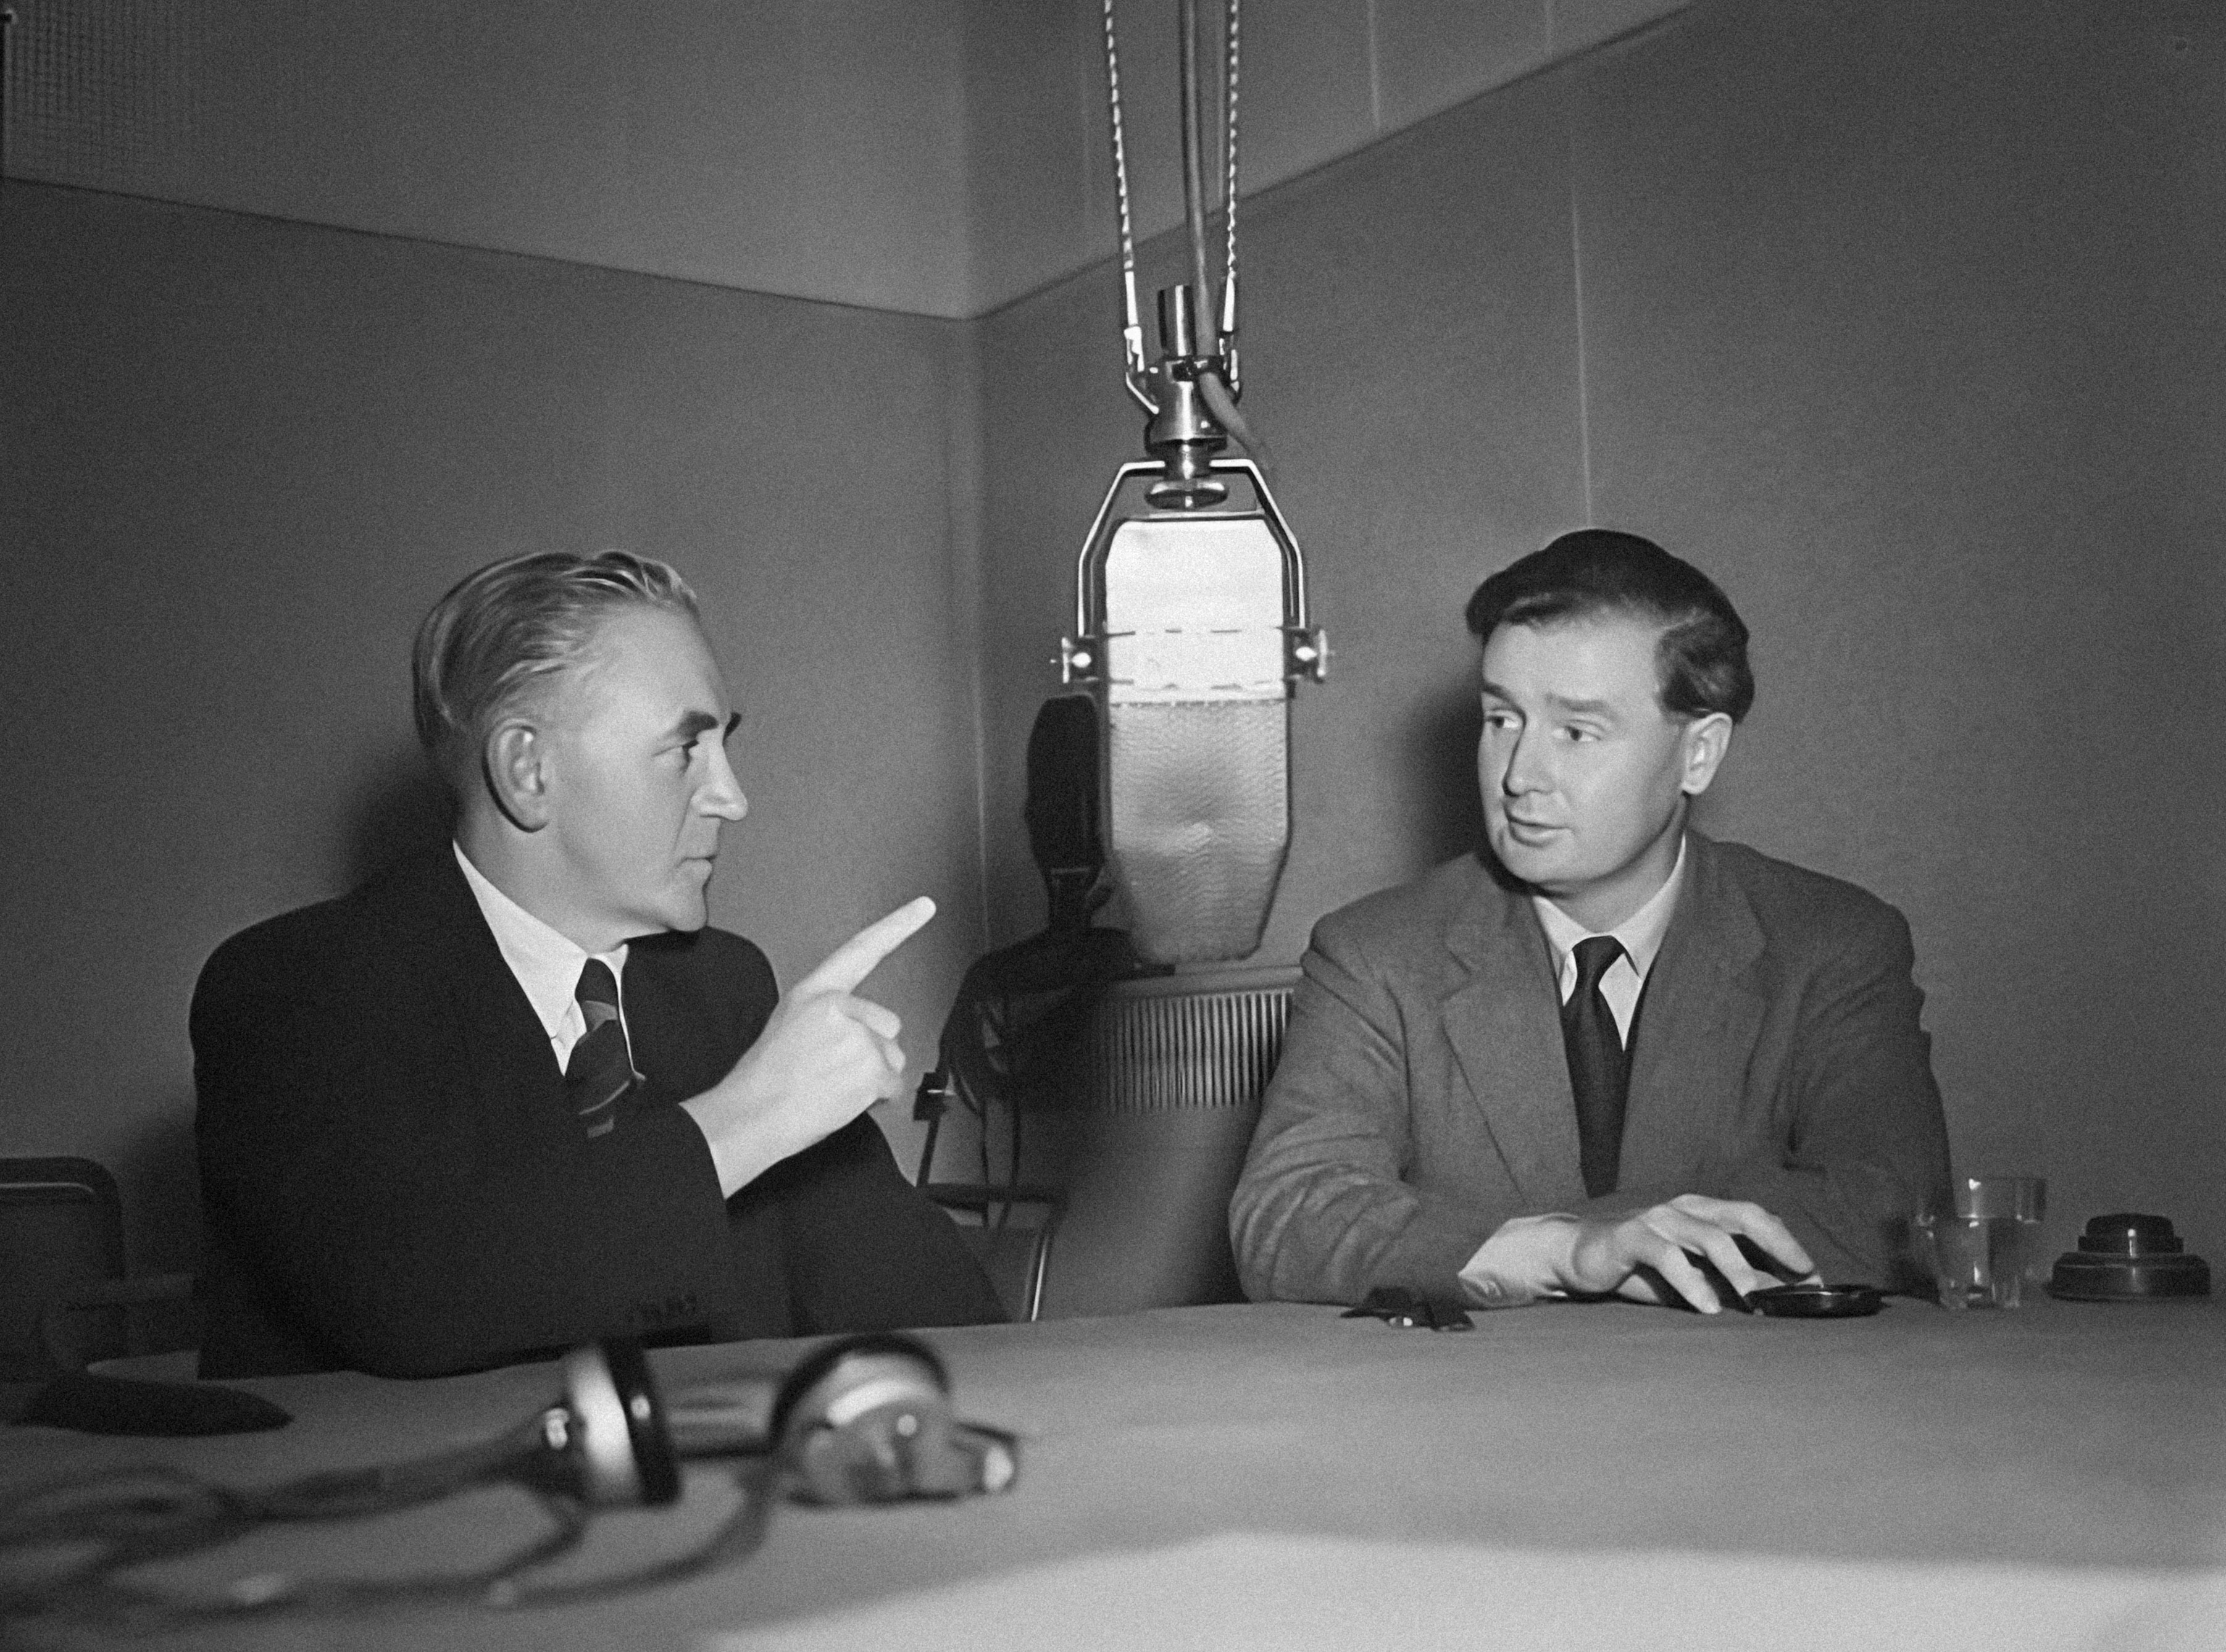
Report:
1134,285,1232,511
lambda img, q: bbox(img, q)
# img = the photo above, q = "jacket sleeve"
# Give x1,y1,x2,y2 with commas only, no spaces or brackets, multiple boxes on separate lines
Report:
1230,919,1509,1304
762,1114,1008,1333
1700,902,1951,1289
193,971,748,1379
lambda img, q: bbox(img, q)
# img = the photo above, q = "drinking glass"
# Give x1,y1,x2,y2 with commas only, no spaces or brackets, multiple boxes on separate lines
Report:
1916,1176,2046,1309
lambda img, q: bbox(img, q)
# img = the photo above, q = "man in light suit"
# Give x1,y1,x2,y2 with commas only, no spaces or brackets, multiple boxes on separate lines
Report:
194,551,1001,1378
1231,530,1950,1312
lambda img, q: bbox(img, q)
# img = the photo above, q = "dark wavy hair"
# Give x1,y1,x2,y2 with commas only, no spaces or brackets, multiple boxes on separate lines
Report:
1464,528,1754,722
412,549,699,788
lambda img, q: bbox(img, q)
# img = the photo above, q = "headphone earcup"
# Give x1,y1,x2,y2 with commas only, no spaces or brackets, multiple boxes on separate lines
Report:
769,1333,957,1506
537,1340,681,1508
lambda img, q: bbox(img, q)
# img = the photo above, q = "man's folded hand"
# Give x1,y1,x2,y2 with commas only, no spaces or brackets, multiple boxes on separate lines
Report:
1557,1194,1816,1313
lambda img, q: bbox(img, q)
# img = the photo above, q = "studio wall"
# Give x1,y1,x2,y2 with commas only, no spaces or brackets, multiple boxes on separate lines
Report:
1569,0,2226,1264
973,0,2226,1265
4,0,2219,1290
0,183,985,1272
2,0,974,315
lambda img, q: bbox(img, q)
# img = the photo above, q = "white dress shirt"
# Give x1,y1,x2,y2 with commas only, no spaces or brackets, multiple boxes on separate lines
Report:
454,843,633,1075
1457,836,1689,1308
1528,835,1686,1046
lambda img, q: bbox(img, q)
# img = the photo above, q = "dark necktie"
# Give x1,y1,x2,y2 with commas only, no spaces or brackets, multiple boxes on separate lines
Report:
567,959,636,1140
1562,936,1629,1198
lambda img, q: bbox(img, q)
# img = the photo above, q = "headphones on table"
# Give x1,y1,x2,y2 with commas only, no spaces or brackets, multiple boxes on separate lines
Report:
761,1332,1018,1505
0,1332,1018,1629
533,1330,1016,1509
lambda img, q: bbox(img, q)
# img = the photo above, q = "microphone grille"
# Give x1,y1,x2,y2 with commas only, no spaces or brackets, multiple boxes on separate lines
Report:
1105,701,1290,965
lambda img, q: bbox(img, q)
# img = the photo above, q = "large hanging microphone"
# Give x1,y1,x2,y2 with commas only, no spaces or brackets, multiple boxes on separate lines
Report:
1062,285,1325,966
1069,0,1325,967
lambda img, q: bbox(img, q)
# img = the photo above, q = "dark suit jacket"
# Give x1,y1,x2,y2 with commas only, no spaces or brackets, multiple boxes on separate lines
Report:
193,850,1003,1379
1230,835,1951,1301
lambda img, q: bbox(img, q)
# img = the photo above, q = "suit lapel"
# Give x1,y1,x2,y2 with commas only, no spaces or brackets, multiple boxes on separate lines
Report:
619,948,694,1114
1440,867,1590,1208
1620,834,1766,1189
394,851,572,1127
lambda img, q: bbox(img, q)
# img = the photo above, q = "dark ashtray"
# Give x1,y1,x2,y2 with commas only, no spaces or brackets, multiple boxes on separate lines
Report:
2048,1213,2212,1301
1749,1283,1883,1318
1341,1286,1474,1332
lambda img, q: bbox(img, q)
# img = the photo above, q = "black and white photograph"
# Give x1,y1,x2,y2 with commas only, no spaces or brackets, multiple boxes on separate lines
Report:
1,2,2220,1646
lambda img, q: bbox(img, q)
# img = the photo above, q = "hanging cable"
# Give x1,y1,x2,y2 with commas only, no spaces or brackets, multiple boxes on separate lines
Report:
1102,0,1267,480
1220,0,1242,382
1101,0,1148,399
1178,0,1215,333
1193,0,1272,475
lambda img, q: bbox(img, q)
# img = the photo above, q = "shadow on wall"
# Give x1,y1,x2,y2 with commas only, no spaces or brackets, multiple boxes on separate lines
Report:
1401,684,1487,869
113,746,455,1280
114,1095,201,1277
344,741,455,888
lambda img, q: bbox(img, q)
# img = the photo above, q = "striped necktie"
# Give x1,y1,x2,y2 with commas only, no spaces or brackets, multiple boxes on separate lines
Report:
567,959,636,1139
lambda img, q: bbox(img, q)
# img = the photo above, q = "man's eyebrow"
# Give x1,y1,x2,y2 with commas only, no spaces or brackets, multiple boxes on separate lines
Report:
665,710,729,743
1479,680,1619,719
1544,693,1619,718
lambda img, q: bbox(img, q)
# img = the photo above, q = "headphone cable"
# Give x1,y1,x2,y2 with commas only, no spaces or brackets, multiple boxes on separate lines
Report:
0,1456,778,1635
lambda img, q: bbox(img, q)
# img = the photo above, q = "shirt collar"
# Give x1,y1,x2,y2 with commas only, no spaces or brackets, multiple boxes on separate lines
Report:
453,843,628,1039
1532,834,1688,983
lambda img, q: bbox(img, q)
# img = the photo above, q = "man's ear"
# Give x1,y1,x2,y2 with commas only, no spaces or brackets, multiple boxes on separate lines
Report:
482,720,552,831
1678,713,1735,798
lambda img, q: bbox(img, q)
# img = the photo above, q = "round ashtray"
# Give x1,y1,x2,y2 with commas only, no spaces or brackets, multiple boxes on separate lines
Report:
2048,1212,2212,1301
2048,1254,2211,1300
1750,1283,1884,1318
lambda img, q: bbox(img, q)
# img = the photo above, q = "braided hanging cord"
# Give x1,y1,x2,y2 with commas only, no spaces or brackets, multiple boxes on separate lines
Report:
1099,0,1242,383
1102,0,1145,385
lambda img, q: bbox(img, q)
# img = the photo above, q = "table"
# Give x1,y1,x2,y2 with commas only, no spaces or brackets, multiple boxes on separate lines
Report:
4,1299,2222,1649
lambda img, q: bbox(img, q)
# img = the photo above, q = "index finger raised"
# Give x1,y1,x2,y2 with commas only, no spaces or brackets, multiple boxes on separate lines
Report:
794,897,936,998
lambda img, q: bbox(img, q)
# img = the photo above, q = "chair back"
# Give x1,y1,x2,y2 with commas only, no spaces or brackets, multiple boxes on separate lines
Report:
921,1185,1062,1324
0,1156,126,1379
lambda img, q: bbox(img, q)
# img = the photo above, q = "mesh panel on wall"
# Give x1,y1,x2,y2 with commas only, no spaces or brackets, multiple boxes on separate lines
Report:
1080,967,1294,1115
2,0,202,191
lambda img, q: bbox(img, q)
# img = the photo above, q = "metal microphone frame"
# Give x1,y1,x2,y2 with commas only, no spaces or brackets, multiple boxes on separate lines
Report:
1060,457,1327,694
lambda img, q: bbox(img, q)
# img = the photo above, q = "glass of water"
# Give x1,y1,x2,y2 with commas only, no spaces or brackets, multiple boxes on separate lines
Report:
1917,1176,2046,1309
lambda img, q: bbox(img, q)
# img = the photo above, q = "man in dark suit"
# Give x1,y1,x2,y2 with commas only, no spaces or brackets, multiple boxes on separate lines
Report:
194,551,1002,1379
1232,530,1951,1312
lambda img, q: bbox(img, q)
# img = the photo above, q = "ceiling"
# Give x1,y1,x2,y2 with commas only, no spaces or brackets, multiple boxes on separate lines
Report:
2,0,1688,319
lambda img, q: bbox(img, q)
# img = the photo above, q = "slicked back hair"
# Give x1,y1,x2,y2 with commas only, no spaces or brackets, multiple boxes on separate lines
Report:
412,549,701,790
1464,528,1754,722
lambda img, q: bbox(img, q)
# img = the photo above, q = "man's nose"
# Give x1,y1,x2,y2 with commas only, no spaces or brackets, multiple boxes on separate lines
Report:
700,745,748,821
1500,725,1550,795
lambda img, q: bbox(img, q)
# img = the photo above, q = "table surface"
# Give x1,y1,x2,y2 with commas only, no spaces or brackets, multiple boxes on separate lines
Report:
4,1297,2222,1650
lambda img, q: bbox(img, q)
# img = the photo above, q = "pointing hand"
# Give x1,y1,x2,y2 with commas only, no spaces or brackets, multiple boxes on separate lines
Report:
683,898,937,1196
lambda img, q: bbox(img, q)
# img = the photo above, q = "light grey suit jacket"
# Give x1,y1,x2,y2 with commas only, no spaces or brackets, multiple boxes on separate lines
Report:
1230,834,1951,1301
